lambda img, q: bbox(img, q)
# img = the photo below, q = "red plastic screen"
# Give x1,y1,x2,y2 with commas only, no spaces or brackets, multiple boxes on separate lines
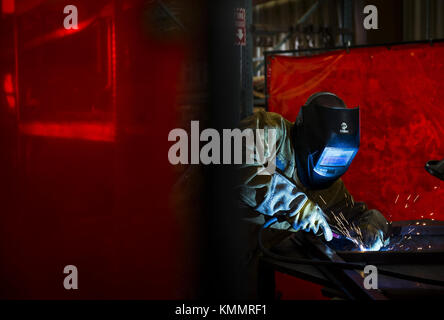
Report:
267,43,444,222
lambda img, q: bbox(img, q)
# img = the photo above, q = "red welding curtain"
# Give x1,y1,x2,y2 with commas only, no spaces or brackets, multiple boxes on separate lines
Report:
268,43,444,221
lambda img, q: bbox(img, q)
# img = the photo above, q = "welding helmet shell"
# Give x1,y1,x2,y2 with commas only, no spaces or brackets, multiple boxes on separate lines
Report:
293,92,360,190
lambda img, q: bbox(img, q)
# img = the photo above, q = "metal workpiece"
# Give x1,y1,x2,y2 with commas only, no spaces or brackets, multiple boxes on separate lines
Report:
260,220,444,300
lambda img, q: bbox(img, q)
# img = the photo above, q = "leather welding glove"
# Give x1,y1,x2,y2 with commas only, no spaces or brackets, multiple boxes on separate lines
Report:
289,199,333,242
354,209,390,251
252,172,333,241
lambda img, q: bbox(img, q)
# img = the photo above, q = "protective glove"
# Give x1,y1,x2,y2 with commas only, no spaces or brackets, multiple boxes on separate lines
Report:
360,225,387,251
251,172,332,241
355,209,390,251
290,200,333,242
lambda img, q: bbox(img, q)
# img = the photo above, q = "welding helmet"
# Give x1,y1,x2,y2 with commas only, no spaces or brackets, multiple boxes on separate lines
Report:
293,92,360,189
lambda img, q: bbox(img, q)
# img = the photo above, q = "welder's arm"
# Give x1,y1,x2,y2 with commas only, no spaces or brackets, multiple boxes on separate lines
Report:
237,112,332,240
237,110,288,214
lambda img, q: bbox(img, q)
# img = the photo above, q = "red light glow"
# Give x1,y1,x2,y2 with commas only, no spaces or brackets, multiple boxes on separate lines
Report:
24,17,95,50
3,73,15,109
19,122,115,142
2,0,14,14
6,96,15,109
3,74,14,94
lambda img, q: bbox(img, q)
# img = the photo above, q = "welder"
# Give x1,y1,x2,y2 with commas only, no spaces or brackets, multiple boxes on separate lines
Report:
238,92,390,253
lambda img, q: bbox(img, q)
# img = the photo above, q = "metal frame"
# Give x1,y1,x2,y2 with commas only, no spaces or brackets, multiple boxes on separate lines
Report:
300,234,388,300
259,220,444,300
254,0,324,74
263,38,444,111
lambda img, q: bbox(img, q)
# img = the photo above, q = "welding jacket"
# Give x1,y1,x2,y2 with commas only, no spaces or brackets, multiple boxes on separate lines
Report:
237,110,389,240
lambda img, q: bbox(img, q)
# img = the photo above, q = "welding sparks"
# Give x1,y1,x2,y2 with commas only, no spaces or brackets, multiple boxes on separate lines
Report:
331,211,365,251
319,195,327,205
395,194,399,204
413,194,420,203
406,194,411,201
383,223,433,252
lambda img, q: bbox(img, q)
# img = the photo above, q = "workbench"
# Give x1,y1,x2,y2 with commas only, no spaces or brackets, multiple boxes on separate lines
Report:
258,220,444,300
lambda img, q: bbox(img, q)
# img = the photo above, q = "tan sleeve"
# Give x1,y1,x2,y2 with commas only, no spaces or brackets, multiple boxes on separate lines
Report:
237,111,286,209
236,112,308,222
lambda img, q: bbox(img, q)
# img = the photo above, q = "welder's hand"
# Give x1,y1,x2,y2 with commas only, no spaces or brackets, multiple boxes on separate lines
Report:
356,209,390,251
361,225,388,251
290,200,333,242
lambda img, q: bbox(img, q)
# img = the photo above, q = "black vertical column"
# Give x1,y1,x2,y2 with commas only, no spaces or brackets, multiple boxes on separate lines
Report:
343,0,353,45
200,0,248,299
